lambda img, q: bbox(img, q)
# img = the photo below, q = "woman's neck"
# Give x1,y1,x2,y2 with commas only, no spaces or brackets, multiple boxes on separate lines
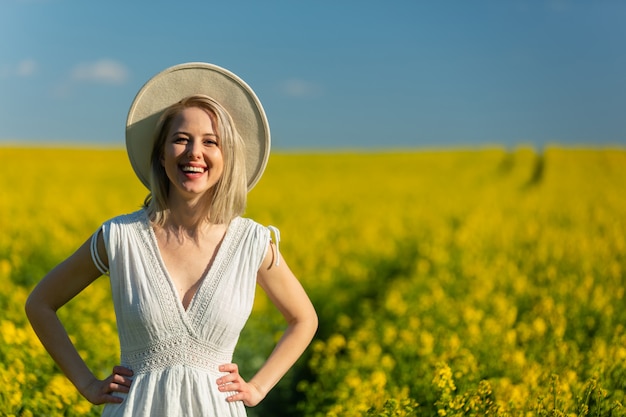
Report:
162,193,214,238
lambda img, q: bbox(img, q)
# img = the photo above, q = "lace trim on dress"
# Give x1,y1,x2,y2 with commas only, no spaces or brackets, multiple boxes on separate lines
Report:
134,211,182,333
122,335,231,374
190,217,244,331
90,229,109,275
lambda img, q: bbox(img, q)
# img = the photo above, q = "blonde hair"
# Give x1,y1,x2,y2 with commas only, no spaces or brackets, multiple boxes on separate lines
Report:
144,94,247,226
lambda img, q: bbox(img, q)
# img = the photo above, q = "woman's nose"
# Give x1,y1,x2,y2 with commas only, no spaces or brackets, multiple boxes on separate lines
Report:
187,140,202,158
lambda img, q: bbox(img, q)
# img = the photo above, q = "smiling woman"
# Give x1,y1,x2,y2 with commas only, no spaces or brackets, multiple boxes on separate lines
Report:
23,63,318,417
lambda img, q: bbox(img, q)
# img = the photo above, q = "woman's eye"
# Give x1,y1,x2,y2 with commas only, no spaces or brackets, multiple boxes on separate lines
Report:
173,137,188,144
204,139,218,146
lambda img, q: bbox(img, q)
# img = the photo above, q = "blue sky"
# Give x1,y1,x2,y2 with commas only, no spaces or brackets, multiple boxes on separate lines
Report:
1,0,625,150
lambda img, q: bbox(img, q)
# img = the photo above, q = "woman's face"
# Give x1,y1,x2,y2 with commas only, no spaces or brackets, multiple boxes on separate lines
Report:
161,106,224,202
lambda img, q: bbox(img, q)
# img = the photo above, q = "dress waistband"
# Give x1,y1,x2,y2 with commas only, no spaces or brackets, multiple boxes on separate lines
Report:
121,336,232,374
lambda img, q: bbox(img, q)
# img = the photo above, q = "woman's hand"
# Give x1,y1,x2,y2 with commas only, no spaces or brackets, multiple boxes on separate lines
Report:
216,363,265,407
80,366,134,405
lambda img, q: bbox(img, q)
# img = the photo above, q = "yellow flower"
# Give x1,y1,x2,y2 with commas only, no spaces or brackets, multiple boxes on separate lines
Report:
47,374,78,408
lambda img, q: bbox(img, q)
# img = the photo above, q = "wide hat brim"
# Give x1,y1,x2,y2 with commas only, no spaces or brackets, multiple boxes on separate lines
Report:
126,62,271,191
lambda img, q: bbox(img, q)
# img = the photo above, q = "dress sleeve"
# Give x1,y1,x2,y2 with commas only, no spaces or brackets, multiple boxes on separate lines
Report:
267,225,281,267
90,227,109,276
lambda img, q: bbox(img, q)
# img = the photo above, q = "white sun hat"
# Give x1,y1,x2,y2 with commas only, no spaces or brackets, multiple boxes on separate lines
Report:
125,62,271,191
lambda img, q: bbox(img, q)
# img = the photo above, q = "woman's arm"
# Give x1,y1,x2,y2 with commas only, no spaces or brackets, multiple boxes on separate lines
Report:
25,232,133,404
217,243,318,406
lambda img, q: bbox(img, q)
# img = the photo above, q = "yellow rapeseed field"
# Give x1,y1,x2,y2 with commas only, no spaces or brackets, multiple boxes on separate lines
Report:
1,146,625,416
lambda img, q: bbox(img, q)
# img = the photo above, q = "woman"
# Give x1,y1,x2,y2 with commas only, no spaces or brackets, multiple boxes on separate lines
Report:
25,63,318,416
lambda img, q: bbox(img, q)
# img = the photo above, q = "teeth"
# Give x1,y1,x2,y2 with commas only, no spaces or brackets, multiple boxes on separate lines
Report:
181,166,205,173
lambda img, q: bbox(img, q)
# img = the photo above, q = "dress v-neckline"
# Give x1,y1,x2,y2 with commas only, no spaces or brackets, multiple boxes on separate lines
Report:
142,211,240,316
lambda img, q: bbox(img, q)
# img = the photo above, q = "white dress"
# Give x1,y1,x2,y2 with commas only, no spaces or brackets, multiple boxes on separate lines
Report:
90,209,274,417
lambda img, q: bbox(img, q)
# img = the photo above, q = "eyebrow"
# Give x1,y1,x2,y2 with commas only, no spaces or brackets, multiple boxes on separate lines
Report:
171,131,219,138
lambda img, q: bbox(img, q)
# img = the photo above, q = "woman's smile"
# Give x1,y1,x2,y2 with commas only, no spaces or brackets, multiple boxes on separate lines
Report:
179,163,208,179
